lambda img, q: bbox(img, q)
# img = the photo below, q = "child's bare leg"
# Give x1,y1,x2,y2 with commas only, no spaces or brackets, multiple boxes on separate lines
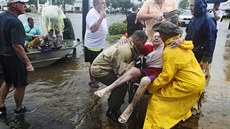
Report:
94,67,141,98
118,76,151,123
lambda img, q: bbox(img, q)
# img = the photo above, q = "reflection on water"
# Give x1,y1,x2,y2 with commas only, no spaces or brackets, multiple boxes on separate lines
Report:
0,115,30,129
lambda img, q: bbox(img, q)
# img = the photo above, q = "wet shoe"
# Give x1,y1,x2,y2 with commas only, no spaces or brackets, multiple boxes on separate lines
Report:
15,106,36,115
88,82,99,88
0,106,6,116
191,107,201,116
94,88,110,99
106,109,121,123
118,108,133,123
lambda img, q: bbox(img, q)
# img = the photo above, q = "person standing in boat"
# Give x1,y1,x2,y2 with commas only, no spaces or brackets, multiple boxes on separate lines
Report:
84,0,108,88
0,0,35,116
41,5,66,49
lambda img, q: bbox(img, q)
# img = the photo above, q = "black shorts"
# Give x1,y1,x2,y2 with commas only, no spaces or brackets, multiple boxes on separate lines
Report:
84,47,103,64
0,55,28,87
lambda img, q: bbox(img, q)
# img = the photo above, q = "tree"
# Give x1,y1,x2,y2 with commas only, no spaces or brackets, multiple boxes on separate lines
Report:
27,0,75,6
179,0,189,10
122,0,132,10
53,0,76,5
106,0,132,9
27,0,46,5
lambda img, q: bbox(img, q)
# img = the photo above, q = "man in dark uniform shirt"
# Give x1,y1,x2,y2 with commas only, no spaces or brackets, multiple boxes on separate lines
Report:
0,0,35,116
127,6,143,37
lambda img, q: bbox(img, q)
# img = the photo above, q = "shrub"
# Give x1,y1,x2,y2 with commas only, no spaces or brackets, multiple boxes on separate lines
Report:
109,22,127,35
106,34,123,44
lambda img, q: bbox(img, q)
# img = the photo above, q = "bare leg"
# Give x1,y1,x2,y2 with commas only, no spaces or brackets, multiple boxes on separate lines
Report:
54,30,62,48
48,29,54,47
55,30,60,36
94,67,141,98
118,76,151,123
14,87,25,111
0,81,10,107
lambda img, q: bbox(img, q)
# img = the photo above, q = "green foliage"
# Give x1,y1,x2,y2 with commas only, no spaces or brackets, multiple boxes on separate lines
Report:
27,0,76,5
179,0,189,10
54,0,76,5
109,22,127,35
106,0,132,10
27,0,46,5
106,34,123,43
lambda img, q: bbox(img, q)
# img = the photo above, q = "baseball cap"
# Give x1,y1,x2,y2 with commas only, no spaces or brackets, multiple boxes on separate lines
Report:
7,0,29,3
27,17,34,23
152,21,182,35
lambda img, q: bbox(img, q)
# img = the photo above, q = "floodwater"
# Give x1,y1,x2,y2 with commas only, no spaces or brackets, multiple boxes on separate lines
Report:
0,13,229,129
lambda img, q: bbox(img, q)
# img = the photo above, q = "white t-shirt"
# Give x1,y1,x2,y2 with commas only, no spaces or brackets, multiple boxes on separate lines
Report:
84,8,108,49
211,9,223,30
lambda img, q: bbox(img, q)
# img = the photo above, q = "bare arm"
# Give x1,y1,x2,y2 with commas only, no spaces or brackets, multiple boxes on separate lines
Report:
136,12,163,21
170,32,187,48
90,11,107,33
13,44,34,72
213,11,221,21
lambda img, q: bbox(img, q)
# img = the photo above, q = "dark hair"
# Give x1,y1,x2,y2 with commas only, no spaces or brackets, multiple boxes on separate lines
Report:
132,6,138,11
214,2,220,6
27,17,34,23
131,30,147,42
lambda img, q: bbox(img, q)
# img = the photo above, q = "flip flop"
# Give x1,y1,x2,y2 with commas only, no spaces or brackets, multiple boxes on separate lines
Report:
94,89,110,99
118,108,133,123
88,82,99,88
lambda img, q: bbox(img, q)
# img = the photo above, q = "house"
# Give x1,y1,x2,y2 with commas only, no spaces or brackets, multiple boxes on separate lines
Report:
207,1,230,18
0,0,7,11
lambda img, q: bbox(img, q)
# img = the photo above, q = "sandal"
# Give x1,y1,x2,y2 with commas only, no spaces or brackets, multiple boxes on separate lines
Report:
94,88,110,99
118,108,133,123
88,82,99,88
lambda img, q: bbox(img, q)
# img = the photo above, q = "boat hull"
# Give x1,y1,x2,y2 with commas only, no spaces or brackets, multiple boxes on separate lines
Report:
0,39,81,72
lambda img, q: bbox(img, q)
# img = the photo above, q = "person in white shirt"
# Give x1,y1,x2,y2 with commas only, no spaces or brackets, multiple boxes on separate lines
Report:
211,2,223,30
84,0,108,88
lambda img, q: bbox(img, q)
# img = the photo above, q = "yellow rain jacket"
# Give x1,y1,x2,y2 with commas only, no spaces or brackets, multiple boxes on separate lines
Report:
42,5,66,32
143,36,205,129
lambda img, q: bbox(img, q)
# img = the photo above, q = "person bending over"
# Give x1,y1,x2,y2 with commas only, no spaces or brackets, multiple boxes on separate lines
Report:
94,32,163,123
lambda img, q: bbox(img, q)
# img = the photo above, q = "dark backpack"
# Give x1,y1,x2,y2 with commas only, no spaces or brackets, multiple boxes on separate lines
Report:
63,17,75,40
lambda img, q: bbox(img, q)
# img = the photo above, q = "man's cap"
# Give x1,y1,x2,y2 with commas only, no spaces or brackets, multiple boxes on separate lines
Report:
152,21,182,35
7,0,29,3
27,17,34,23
